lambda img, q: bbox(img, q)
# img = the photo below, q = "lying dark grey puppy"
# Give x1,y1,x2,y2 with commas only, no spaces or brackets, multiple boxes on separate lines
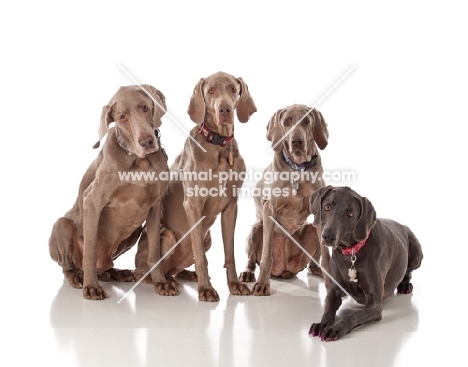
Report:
308,185,423,341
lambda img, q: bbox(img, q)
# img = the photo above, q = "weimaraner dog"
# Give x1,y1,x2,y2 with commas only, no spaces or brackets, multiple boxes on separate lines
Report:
308,185,423,341
134,71,257,302
49,85,169,300
238,105,330,296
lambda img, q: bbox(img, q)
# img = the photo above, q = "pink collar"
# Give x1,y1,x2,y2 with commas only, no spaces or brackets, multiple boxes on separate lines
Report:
341,231,371,256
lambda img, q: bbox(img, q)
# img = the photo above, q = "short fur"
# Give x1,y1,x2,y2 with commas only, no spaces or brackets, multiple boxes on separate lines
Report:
49,85,169,300
308,186,423,340
238,105,330,296
134,71,257,301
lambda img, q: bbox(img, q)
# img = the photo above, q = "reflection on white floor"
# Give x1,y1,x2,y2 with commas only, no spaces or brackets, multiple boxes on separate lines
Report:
2,239,459,367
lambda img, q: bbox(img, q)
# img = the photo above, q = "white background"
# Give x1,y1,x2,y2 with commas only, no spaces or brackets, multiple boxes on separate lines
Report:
1,0,466,365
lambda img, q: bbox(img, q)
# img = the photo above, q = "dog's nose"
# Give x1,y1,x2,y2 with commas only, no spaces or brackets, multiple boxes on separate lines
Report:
139,137,154,149
292,139,304,148
322,232,336,243
219,104,232,116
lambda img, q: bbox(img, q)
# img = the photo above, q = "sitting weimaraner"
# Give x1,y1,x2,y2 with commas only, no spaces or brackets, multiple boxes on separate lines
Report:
134,71,257,302
49,85,170,300
238,105,330,296
239,104,328,296
308,185,423,341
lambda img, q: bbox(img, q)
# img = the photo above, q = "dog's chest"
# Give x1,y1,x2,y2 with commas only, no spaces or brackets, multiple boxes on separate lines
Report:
274,196,310,234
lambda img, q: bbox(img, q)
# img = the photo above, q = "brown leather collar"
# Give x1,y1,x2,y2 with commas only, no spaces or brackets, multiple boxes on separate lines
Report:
198,123,234,147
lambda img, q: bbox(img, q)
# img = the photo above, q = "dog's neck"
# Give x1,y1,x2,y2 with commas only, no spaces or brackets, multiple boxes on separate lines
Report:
282,151,318,171
115,127,134,156
198,123,234,147
340,231,372,255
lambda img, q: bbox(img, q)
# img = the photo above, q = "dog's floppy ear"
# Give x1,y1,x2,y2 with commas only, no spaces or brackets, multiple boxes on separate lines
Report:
93,103,115,149
141,84,167,129
310,108,329,150
187,78,205,124
266,108,286,152
236,77,257,123
309,185,334,227
354,196,377,241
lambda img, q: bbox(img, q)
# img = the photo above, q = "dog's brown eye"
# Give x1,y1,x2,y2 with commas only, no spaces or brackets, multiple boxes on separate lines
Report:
208,88,214,94
284,118,290,126
324,204,331,211
120,114,125,120
231,87,236,93
348,211,354,217
142,105,148,112
303,117,309,125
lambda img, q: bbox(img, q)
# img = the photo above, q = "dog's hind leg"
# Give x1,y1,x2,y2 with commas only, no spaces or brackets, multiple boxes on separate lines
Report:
176,230,213,282
303,224,323,277
49,217,84,288
397,228,423,294
99,226,144,282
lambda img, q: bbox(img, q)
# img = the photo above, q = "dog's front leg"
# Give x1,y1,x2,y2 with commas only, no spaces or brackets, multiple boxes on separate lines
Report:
82,186,108,300
221,199,250,296
321,291,383,341
252,201,276,296
309,288,343,340
183,197,218,302
146,204,178,296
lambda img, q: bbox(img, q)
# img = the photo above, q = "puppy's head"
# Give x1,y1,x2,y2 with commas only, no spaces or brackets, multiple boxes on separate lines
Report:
309,186,376,249
95,85,166,158
266,105,328,163
187,71,257,127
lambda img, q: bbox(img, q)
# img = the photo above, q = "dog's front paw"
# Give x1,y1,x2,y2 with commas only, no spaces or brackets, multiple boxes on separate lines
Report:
252,282,270,296
228,281,251,296
239,271,256,283
309,323,344,342
198,287,220,302
153,280,179,296
83,284,108,300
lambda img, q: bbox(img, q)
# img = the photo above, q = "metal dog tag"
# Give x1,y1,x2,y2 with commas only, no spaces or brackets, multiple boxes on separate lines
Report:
291,181,299,196
229,144,234,166
348,255,358,282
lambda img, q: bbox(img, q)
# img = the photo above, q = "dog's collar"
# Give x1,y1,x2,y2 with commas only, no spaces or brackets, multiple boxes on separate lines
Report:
282,151,318,171
341,231,372,255
115,127,133,156
115,128,168,161
198,123,234,147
